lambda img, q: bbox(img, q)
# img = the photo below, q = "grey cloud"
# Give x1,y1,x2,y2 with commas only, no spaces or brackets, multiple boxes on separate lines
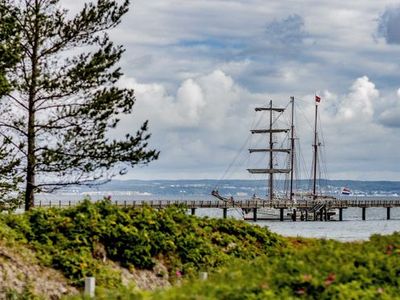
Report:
378,108,400,128
377,6,400,44
265,14,309,45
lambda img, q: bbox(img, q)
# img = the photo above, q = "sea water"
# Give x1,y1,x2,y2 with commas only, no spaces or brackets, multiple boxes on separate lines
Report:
261,220,400,241
261,207,400,241
189,206,400,241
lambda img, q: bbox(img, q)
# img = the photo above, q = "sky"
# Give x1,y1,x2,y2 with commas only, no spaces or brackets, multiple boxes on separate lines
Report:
66,0,400,181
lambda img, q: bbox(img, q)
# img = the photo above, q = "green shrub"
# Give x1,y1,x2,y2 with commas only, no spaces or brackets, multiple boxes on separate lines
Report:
0,199,281,287
1,199,399,299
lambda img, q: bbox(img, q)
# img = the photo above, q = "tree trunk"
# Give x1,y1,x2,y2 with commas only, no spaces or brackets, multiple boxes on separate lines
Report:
24,95,37,211
24,1,40,210
25,155,35,210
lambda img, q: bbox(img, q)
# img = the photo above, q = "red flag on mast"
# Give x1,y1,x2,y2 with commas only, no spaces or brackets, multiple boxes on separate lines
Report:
315,95,321,103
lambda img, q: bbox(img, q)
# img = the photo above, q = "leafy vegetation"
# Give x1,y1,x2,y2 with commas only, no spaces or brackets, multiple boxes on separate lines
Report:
82,232,400,300
0,199,281,288
0,200,399,299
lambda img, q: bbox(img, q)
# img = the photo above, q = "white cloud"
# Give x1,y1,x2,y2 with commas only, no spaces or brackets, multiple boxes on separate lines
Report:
116,71,400,180
59,0,400,180
117,70,261,179
336,76,378,121
120,69,246,130
175,79,205,126
313,77,400,179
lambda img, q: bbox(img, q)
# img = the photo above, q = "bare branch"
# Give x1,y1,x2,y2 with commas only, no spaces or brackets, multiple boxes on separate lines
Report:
0,122,28,137
5,93,28,110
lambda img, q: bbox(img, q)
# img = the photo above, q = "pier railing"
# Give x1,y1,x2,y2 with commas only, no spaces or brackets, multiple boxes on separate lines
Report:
35,198,400,209
32,198,400,222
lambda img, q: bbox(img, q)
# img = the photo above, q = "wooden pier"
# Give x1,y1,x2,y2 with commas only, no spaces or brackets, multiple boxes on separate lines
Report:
35,198,400,222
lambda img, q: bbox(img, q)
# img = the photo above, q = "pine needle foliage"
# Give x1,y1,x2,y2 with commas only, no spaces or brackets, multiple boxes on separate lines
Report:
0,0,159,210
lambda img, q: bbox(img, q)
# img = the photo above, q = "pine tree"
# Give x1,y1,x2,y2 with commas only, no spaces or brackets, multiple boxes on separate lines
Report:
0,0,159,210
0,3,24,211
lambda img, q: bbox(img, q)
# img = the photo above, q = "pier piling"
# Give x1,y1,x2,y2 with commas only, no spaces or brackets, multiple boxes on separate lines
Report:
362,207,366,221
292,209,297,221
223,208,227,219
191,208,196,216
253,208,258,222
339,208,343,221
387,207,391,220
280,208,284,221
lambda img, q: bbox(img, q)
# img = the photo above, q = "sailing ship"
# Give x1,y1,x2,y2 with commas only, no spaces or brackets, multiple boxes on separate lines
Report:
212,95,337,220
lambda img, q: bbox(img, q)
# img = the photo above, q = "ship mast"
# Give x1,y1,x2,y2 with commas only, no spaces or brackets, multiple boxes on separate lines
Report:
248,100,290,201
268,100,274,201
289,96,295,201
312,98,319,200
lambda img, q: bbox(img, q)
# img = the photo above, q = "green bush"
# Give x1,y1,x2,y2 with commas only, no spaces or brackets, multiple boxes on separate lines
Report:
93,233,399,300
1,199,399,299
0,199,281,287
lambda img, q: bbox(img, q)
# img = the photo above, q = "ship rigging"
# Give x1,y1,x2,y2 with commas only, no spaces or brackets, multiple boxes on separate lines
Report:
212,95,335,206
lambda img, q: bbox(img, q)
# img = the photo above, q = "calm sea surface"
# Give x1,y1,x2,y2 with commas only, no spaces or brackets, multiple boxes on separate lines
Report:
190,206,400,241
261,220,400,241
